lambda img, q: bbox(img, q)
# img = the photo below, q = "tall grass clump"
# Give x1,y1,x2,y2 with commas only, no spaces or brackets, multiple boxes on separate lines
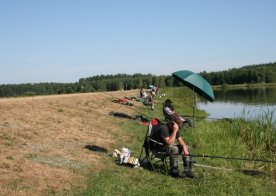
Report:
231,108,275,158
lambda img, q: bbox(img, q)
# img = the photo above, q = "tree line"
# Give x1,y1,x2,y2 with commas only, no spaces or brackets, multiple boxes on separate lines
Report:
0,62,275,97
200,62,276,85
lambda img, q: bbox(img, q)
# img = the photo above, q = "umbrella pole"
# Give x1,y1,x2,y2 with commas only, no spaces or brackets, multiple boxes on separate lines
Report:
193,87,195,128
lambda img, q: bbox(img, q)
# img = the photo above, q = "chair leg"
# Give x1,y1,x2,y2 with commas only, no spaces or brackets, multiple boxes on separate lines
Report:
163,157,169,174
139,147,155,171
138,145,145,161
149,154,170,174
139,147,169,174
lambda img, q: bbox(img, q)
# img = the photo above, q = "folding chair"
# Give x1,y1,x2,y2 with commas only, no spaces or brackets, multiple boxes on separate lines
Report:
139,118,169,174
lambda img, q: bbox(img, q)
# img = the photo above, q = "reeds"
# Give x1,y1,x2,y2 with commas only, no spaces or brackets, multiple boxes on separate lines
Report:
231,107,275,157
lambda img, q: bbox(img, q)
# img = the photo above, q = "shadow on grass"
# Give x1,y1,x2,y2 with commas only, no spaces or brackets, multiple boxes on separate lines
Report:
139,157,169,176
84,144,108,153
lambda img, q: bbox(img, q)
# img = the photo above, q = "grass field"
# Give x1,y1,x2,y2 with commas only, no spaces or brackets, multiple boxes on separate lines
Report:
80,87,275,195
0,88,275,195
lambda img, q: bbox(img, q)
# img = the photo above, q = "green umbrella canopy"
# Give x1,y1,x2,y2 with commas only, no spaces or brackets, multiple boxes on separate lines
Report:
172,70,215,102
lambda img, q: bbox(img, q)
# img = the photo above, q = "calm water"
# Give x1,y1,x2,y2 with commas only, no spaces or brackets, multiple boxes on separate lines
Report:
197,86,276,121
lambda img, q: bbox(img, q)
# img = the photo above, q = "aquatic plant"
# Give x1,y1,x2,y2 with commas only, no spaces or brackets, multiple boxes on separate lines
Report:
231,108,275,156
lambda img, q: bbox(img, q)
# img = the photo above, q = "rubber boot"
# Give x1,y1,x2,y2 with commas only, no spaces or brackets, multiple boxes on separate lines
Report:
183,156,195,178
170,167,180,178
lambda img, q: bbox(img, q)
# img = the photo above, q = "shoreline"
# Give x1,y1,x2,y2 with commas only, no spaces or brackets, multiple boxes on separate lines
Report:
213,82,276,89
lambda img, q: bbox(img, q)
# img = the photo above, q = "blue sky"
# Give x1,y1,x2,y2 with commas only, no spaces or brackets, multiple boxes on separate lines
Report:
1,0,275,84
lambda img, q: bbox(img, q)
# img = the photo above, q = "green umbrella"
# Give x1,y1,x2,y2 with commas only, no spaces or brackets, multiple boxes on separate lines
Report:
172,70,214,102
172,70,215,123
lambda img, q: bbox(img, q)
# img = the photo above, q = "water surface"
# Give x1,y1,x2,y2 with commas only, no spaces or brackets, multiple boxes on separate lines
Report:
197,86,276,121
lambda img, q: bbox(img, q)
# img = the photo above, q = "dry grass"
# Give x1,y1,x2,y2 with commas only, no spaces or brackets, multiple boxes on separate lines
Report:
0,90,139,195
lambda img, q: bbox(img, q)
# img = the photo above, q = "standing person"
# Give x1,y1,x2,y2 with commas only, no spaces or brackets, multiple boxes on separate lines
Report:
149,114,194,178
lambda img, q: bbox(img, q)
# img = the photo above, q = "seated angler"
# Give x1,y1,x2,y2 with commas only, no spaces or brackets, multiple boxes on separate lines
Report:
163,99,176,121
149,114,195,178
140,88,148,99
143,94,155,110
163,99,193,127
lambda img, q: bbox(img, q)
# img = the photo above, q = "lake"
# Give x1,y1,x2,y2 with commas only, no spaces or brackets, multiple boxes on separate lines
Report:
197,86,276,121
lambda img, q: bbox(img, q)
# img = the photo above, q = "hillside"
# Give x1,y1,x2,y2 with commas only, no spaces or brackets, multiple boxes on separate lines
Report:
0,91,138,195
1,88,275,195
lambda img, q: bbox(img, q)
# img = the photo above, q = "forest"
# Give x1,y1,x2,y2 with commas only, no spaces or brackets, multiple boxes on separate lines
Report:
0,62,275,97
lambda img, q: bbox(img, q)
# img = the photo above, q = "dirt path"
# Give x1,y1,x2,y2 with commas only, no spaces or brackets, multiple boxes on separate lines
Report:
0,91,139,195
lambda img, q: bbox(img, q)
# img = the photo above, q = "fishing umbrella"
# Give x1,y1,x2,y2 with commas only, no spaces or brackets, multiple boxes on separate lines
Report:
172,70,215,122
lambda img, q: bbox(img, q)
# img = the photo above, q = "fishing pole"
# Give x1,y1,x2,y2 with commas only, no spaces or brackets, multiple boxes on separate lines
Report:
190,153,275,163
193,163,265,176
183,114,234,121
157,152,276,163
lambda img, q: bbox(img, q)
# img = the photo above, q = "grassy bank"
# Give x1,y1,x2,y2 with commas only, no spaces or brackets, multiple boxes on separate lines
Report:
76,88,275,195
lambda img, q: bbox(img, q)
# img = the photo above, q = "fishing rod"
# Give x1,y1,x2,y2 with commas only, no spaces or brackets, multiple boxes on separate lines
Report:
183,114,234,121
160,158,265,176
190,153,275,163
193,163,265,176
157,152,276,163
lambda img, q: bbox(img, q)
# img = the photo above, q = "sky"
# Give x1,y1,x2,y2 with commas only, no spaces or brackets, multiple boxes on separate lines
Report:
1,0,276,84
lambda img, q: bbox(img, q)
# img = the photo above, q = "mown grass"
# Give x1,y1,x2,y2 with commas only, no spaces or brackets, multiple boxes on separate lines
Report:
76,87,275,196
